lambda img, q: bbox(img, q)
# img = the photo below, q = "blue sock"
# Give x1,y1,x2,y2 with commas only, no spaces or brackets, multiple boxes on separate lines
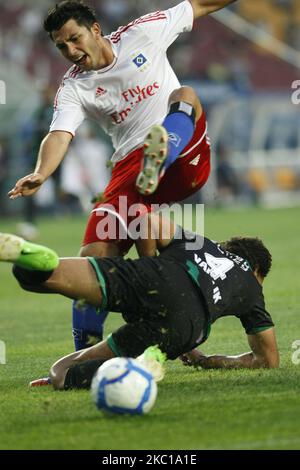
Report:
72,300,109,351
162,103,195,171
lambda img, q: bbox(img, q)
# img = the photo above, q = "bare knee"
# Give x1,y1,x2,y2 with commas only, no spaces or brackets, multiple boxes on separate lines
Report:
169,86,196,102
169,86,202,120
135,213,175,257
79,242,120,258
49,364,67,391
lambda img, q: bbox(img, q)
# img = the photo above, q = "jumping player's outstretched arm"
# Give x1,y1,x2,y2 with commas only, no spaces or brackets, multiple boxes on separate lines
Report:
8,130,72,199
189,0,237,18
181,328,280,369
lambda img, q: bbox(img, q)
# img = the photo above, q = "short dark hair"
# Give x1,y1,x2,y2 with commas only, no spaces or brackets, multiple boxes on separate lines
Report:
220,236,272,278
44,1,98,38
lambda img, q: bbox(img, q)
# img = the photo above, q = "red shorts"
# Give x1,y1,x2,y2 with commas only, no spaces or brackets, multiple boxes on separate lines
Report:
83,112,211,253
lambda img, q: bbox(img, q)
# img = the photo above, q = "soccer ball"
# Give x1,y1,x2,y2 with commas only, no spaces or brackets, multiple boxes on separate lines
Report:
91,357,157,415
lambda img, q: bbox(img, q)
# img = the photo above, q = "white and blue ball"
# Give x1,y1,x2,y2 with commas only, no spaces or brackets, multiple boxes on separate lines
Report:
91,357,157,415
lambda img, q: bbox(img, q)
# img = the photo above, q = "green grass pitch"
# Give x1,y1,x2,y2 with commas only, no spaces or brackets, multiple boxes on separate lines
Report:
0,206,300,450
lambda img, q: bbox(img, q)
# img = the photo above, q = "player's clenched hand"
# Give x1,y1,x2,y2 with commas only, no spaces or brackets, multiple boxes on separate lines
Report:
180,349,207,368
8,173,45,199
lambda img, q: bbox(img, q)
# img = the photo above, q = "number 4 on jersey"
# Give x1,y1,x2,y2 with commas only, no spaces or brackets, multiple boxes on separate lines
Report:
204,253,234,281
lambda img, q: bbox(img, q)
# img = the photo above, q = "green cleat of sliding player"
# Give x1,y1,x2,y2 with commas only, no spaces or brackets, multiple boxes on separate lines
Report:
0,233,59,271
136,345,167,382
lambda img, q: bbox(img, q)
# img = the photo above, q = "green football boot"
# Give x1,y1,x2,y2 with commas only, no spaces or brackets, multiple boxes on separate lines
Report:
137,345,167,382
0,233,59,271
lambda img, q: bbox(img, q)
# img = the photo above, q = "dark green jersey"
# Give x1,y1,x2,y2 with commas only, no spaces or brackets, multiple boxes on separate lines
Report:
159,227,274,335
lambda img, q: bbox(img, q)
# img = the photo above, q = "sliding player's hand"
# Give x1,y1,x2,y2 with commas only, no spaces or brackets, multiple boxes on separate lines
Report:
8,173,45,199
180,349,207,367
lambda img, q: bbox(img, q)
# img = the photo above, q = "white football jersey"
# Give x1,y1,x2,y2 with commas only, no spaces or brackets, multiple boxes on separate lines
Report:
50,1,194,162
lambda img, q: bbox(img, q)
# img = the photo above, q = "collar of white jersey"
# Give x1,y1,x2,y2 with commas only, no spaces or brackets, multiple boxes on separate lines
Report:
96,38,118,74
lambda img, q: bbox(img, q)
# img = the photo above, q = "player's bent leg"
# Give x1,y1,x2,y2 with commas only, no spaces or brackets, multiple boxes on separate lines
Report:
13,257,104,307
146,106,211,204
136,86,201,196
135,212,176,257
168,86,202,121
79,240,121,258
40,258,104,306
63,359,105,390
72,241,120,350
50,339,115,390
50,342,166,390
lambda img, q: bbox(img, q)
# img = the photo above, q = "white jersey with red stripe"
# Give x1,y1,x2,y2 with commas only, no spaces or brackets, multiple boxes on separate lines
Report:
50,1,194,163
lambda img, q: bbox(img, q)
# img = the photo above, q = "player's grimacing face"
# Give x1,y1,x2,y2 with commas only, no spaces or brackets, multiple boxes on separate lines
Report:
52,19,104,71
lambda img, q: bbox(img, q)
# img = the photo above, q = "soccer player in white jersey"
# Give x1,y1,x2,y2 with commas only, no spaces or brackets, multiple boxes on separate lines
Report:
9,0,237,352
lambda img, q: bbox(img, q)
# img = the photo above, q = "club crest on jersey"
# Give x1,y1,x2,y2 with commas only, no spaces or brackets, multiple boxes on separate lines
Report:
95,87,107,98
132,53,149,72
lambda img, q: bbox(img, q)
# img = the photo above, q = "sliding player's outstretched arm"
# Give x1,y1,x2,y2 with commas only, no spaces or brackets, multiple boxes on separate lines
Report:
181,328,280,369
189,0,237,18
8,130,72,199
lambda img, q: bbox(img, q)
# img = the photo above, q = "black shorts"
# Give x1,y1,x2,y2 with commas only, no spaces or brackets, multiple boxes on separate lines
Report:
89,256,209,360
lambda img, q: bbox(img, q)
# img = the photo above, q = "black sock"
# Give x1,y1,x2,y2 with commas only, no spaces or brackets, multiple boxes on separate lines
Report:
13,265,54,287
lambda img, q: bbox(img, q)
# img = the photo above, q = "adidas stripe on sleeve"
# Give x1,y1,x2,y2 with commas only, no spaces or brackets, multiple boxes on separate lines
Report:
50,70,86,136
136,0,194,51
